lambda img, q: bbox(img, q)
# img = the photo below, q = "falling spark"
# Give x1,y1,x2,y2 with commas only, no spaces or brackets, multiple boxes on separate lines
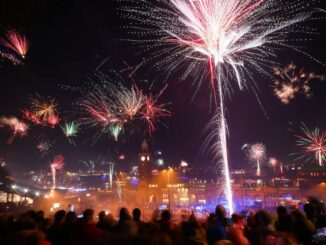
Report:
0,29,29,59
273,63,325,104
292,123,326,167
50,155,65,189
121,0,322,214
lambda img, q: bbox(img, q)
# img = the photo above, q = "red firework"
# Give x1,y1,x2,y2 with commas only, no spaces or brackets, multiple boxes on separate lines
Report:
0,29,29,58
0,117,29,144
141,94,171,134
47,114,60,128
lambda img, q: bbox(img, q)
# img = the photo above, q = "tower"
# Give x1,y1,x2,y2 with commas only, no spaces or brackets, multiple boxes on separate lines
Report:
138,140,151,181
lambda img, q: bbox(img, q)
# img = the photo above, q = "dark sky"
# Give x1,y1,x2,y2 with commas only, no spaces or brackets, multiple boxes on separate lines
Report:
0,0,325,174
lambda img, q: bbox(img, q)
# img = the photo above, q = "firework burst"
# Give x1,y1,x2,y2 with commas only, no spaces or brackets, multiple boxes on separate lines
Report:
246,143,267,176
0,29,29,59
115,85,144,119
141,87,171,134
292,123,326,167
273,63,325,104
22,94,60,127
50,155,65,189
0,116,29,144
108,122,123,141
36,135,52,157
61,121,79,145
121,0,322,213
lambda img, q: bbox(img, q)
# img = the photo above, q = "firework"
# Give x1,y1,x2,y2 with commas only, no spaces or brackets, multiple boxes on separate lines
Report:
273,63,325,104
80,160,96,173
121,0,321,214
115,85,144,119
109,123,123,141
141,89,171,134
36,137,52,157
47,114,60,128
0,29,29,59
61,121,79,145
23,95,60,127
293,123,326,167
81,92,117,127
31,95,57,122
245,143,267,176
50,155,65,188
0,116,28,144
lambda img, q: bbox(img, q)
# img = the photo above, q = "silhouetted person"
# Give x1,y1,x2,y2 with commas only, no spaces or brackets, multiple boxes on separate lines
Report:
275,206,293,233
207,205,228,245
47,210,66,245
96,211,106,229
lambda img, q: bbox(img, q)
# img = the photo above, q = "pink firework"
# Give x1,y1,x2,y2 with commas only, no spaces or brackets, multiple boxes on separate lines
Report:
141,93,171,134
0,116,28,144
82,93,117,127
46,114,60,128
0,29,29,58
21,109,42,125
50,155,65,188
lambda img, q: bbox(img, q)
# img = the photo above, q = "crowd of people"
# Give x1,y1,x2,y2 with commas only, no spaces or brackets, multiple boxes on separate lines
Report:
0,199,325,245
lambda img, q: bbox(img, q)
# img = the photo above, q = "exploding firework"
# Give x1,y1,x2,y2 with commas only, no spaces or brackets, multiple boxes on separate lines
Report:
36,135,52,157
31,95,57,122
141,87,171,134
61,121,79,145
292,123,326,167
50,155,65,188
0,29,29,59
47,114,61,128
80,160,96,173
23,95,60,127
244,143,267,176
0,116,28,144
273,63,325,104
74,65,170,142
108,123,123,141
115,85,144,119
121,0,321,213
81,92,117,128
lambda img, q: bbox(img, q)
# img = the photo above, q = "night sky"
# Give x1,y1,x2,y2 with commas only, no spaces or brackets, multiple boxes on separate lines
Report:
0,0,325,174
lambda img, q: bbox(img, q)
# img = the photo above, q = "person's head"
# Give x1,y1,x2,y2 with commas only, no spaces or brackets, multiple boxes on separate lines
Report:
65,211,77,223
83,209,95,223
277,206,287,216
161,210,171,221
255,210,272,227
231,213,244,225
215,205,226,220
303,203,316,220
290,209,305,222
132,208,141,221
98,211,106,222
119,207,131,221
54,210,66,223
